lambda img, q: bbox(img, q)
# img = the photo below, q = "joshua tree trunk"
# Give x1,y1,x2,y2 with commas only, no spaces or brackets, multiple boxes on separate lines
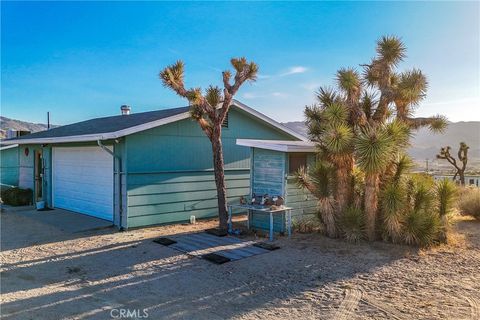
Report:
211,127,228,231
364,174,379,241
335,156,353,215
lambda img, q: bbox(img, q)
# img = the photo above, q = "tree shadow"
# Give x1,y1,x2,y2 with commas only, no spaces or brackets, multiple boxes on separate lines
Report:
1,225,414,320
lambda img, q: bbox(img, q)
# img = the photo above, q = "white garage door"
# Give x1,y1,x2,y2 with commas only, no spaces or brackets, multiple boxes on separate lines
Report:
53,146,114,221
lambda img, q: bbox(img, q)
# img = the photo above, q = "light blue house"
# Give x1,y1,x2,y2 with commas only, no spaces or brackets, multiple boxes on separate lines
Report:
4,100,307,229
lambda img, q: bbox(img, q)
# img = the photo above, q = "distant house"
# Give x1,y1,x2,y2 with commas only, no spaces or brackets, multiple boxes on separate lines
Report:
3,100,306,229
433,174,480,187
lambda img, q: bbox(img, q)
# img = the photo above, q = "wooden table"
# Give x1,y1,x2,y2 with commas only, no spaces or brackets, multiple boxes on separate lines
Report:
227,204,292,241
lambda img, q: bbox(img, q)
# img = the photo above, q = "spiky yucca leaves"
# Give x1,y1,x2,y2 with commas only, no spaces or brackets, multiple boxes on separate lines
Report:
340,206,365,243
351,166,365,208
403,209,441,246
295,163,337,237
376,35,407,66
356,125,394,240
380,182,406,242
355,126,393,174
436,179,457,217
394,69,428,118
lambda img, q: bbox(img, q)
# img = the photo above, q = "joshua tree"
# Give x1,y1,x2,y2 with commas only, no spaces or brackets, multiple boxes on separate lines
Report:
160,58,258,230
297,36,446,241
437,142,469,185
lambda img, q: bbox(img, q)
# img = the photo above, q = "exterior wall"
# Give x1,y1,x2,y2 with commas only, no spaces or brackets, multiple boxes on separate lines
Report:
125,108,295,228
249,150,317,233
285,154,317,220
18,145,35,190
0,147,19,186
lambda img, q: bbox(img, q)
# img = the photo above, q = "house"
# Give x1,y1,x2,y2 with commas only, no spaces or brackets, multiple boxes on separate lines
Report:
3,100,306,229
433,174,480,187
235,139,318,233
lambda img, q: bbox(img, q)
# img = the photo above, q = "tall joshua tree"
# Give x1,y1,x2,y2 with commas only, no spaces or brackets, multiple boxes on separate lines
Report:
160,58,258,230
437,142,469,185
297,36,446,241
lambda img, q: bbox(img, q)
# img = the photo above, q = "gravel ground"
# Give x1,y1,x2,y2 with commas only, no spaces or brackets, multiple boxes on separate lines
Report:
1,208,479,320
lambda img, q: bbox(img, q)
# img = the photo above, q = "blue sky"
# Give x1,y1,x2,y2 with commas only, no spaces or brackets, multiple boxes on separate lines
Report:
1,1,479,125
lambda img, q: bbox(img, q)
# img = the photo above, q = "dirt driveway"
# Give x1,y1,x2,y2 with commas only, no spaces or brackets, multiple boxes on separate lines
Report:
1,207,479,320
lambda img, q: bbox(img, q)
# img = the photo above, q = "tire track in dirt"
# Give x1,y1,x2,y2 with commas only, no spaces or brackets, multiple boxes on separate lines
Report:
332,288,362,320
361,294,405,320
466,297,479,320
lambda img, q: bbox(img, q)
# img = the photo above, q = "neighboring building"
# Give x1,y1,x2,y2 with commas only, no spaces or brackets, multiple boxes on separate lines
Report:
0,144,19,187
3,100,306,229
433,174,480,187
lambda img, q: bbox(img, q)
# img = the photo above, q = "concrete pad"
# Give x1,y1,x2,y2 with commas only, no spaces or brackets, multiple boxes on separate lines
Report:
11,208,113,233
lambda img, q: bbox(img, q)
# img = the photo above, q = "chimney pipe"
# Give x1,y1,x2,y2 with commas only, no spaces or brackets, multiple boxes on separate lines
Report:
121,105,131,115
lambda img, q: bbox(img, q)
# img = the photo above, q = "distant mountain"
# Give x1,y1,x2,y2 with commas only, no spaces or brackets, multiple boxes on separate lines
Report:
283,121,480,162
0,116,57,139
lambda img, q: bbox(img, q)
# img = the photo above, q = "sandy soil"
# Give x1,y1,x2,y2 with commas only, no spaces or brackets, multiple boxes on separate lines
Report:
1,208,479,320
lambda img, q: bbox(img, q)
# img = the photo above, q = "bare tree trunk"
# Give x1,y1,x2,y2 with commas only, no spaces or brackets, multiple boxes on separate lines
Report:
211,129,228,231
459,171,465,186
364,174,379,241
335,155,353,215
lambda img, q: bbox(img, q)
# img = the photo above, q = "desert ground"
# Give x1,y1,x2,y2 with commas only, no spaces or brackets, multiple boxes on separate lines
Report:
1,207,479,320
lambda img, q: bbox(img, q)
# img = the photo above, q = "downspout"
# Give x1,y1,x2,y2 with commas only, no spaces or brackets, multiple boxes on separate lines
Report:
97,140,124,230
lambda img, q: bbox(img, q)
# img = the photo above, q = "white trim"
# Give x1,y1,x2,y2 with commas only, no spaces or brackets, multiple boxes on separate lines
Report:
5,101,307,144
236,139,316,153
232,100,308,141
0,144,19,151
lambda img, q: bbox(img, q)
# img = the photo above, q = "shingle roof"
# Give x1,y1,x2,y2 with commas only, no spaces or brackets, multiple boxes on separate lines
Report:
3,100,307,144
8,106,189,141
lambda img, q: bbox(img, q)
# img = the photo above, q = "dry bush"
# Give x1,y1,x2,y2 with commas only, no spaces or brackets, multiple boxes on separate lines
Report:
457,187,480,220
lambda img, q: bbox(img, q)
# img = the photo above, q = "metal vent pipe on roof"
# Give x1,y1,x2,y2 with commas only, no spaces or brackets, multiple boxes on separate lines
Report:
121,105,131,115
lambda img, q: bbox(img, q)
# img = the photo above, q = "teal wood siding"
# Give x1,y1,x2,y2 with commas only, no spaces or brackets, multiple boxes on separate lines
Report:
0,147,19,186
251,148,285,196
250,152,317,233
285,154,318,220
42,146,52,206
124,107,295,228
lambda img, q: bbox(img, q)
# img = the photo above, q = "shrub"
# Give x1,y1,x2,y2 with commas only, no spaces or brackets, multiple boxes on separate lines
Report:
402,209,441,247
0,187,33,206
380,182,405,242
293,215,324,233
436,179,457,217
458,187,480,220
340,206,365,243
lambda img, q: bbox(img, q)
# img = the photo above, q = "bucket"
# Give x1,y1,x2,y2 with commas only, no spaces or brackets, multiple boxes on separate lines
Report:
36,201,45,210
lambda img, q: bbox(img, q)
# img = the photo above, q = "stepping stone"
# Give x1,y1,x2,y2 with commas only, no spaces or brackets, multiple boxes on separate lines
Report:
153,237,177,246
253,242,280,251
202,253,231,264
205,228,228,237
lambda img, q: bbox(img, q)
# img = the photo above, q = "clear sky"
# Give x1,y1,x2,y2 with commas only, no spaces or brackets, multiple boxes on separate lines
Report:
1,1,479,125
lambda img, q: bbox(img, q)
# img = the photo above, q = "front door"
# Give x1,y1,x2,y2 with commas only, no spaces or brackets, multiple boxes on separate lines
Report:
34,150,43,201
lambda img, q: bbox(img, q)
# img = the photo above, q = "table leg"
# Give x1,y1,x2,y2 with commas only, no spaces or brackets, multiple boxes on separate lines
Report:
269,211,274,241
228,206,233,233
287,209,292,238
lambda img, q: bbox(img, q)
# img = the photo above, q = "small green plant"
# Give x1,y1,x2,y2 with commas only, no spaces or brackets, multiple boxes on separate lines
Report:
458,187,480,220
340,206,365,243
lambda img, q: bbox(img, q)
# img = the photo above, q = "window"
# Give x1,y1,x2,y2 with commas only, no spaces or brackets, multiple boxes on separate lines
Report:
289,153,307,174
222,112,229,128
469,178,475,185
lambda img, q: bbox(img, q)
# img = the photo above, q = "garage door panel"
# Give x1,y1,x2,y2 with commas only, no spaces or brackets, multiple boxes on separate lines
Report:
53,147,113,221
